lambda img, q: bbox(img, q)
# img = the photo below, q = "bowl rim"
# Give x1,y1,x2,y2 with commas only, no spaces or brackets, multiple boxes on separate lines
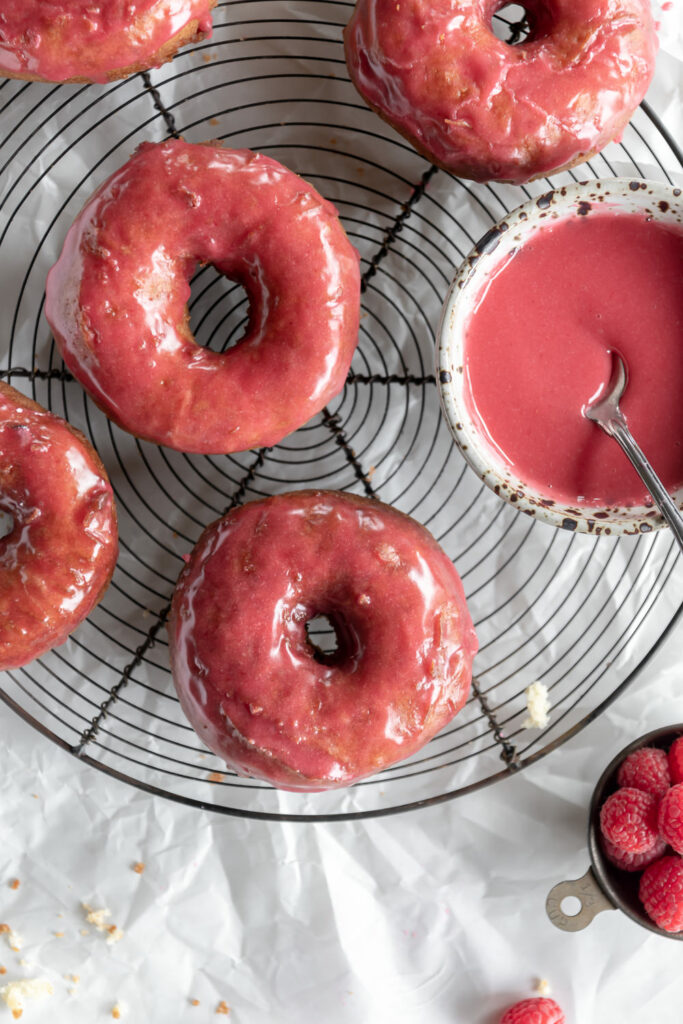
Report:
587,722,683,940
436,176,683,536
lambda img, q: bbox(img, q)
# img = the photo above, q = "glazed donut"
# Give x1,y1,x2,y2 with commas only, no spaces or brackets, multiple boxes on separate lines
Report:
45,140,360,454
0,1,216,84
0,383,118,670
169,490,478,791
344,0,658,184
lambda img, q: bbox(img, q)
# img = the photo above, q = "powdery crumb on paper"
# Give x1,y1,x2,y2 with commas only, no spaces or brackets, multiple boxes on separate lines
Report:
54,932,64,939
132,862,145,875
523,681,551,729
0,978,54,1019
82,904,124,945
534,978,552,995
216,1001,230,1015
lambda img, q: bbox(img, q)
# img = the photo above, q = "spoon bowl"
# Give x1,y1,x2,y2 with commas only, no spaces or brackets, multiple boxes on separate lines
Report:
584,352,683,551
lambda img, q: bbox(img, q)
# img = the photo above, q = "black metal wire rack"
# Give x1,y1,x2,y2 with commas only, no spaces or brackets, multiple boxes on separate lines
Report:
0,1,681,821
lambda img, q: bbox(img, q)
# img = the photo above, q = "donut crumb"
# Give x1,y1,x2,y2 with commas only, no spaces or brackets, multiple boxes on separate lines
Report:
0,978,54,1018
216,1001,230,1015
523,681,551,729
132,862,145,875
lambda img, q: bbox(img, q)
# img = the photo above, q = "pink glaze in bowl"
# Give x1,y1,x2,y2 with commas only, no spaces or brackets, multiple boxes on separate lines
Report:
437,178,683,536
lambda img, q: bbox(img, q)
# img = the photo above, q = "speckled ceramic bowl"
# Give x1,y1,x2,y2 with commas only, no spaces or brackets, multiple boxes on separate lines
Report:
546,724,683,940
437,178,683,536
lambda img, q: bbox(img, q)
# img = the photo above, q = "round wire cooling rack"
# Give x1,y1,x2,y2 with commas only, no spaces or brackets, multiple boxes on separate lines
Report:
0,0,681,821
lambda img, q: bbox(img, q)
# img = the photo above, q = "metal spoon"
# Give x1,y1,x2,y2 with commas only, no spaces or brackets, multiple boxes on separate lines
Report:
584,352,683,549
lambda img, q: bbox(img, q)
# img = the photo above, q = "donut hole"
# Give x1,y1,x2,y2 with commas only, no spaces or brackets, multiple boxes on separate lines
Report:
188,264,250,354
492,3,533,44
0,509,13,541
305,614,341,665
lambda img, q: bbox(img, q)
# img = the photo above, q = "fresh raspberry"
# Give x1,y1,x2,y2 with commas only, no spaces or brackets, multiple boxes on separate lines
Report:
601,834,667,872
669,737,683,786
617,746,670,798
599,787,659,853
658,784,683,855
500,997,565,1024
639,856,683,933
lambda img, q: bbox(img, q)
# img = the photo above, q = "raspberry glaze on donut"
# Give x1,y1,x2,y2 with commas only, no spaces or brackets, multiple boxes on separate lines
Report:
0,1,215,83
169,491,477,791
344,0,657,183
0,383,118,670
45,140,360,454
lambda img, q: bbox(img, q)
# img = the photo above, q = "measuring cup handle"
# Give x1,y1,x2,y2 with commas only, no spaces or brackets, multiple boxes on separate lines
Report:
546,868,615,932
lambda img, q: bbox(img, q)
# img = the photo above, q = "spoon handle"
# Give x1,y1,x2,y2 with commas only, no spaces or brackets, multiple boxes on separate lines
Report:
604,413,683,551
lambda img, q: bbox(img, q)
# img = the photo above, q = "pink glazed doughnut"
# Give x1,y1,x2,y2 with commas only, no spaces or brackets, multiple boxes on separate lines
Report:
344,0,658,184
0,382,118,670
169,490,478,791
0,1,216,83
45,140,360,454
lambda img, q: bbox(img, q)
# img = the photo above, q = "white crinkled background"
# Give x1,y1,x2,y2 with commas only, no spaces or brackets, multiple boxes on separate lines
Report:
0,2,682,1021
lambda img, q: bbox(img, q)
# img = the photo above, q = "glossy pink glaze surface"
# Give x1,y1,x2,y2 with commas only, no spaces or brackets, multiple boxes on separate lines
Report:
169,491,478,791
45,140,361,453
344,0,657,183
464,213,683,507
0,383,118,670
0,1,214,82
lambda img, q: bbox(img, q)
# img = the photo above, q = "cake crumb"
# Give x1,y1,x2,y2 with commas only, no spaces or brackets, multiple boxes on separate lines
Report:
0,978,54,1018
132,862,145,875
82,903,124,945
54,932,64,938
208,772,224,783
106,926,124,946
8,880,19,891
190,998,200,1007
216,1001,230,1015
112,1003,123,1019
534,978,552,996
0,968,6,976
523,681,551,729
4,929,21,953
82,903,110,930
